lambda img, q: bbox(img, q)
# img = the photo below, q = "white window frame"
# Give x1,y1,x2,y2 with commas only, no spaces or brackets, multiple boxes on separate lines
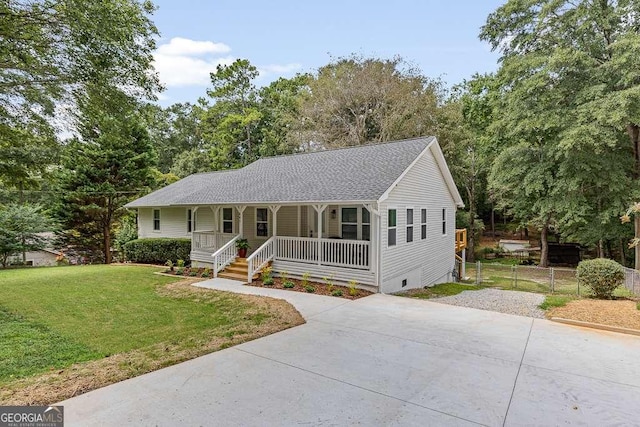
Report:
406,207,414,243
255,207,269,238
442,208,447,236
388,208,397,247
153,209,161,232
187,208,196,233
339,206,371,241
421,208,427,240
222,207,234,234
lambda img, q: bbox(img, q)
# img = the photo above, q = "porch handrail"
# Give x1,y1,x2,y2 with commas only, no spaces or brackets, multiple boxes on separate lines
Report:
192,231,235,252
212,234,240,277
275,236,370,270
455,229,467,252
246,236,275,283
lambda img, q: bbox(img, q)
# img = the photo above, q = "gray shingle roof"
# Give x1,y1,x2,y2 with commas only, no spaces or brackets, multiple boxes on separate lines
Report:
125,136,435,207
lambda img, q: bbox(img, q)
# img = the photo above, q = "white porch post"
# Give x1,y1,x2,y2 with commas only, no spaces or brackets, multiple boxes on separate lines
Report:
192,206,199,232
236,205,247,237
365,204,380,285
269,205,281,237
313,204,327,265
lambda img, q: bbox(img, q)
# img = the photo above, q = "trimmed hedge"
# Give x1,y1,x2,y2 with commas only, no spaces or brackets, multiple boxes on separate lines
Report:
576,258,624,299
123,238,191,265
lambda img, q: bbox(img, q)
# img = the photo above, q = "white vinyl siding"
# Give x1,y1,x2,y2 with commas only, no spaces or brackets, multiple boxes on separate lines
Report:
138,207,194,239
276,206,299,237
379,147,457,293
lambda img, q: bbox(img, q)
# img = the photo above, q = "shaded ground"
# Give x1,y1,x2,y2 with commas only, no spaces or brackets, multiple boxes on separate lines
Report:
548,299,640,330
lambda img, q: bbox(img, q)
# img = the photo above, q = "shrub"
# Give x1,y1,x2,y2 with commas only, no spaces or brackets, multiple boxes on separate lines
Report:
201,272,210,278
261,266,273,282
304,285,315,293
576,258,624,299
123,238,191,265
283,281,295,289
176,259,185,268
188,271,198,277
176,268,184,276
331,289,343,297
263,277,274,286
301,272,311,287
348,279,358,296
165,260,174,271
323,275,334,293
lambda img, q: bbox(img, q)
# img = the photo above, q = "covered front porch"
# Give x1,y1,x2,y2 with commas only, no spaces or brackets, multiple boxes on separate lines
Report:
189,204,378,289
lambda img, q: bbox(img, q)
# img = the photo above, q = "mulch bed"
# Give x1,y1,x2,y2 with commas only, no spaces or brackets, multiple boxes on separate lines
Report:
161,267,212,279
548,299,640,331
247,277,372,300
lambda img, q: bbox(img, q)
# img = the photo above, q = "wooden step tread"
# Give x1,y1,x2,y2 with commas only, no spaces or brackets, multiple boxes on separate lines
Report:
218,272,248,281
225,266,249,274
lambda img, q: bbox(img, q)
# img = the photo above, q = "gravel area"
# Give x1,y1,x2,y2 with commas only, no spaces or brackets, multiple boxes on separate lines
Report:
433,288,546,318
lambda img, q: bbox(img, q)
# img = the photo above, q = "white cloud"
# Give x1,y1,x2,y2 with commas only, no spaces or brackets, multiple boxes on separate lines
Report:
154,37,302,90
259,63,302,75
156,37,231,56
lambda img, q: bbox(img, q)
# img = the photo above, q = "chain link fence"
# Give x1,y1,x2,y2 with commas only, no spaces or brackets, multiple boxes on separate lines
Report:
465,262,640,297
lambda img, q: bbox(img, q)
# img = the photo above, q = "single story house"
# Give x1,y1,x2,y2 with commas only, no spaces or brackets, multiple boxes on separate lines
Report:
125,136,466,293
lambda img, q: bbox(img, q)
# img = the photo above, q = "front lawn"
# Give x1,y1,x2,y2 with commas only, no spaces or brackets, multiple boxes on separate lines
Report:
0,265,303,404
398,282,484,299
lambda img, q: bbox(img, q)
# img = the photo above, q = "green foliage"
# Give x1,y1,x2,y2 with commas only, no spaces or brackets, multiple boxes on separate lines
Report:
576,259,625,299
54,87,156,264
235,238,250,250
165,260,174,271
201,271,210,278
0,265,288,382
176,259,185,268
114,215,138,261
323,275,335,293
539,295,572,310
188,271,198,277
123,238,191,265
301,272,311,287
263,277,274,286
295,55,446,148
0,0,160,189
175,268,184,276
0,204,52,267
261,266,273,282
283,281,295,289
169,149,213,178
331,290,343,297
348,280,358,296
304,285,315,293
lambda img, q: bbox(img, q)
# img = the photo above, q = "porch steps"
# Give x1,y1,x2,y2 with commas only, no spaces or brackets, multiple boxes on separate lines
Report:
218,258,264,281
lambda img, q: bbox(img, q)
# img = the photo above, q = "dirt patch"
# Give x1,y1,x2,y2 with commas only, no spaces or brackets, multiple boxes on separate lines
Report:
0,281,304,406
548,299,640,331
247,277,372,300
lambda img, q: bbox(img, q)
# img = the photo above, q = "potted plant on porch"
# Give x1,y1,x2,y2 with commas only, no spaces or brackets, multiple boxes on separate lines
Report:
236,238,250,258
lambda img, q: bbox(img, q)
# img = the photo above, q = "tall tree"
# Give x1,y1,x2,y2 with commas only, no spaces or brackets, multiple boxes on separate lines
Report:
295,55,445,148
0,0,160,187
481,0,640,266
202,59,262,169
55,87,155,263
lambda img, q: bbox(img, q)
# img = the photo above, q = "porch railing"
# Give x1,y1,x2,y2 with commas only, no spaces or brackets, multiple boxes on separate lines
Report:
192,231,234,253
247,236,275,282
212,235,240,278
455,229,467,252
275,236,370,270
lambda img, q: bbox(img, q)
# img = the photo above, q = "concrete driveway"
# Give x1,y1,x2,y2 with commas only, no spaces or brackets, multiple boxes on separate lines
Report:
60,281,640,426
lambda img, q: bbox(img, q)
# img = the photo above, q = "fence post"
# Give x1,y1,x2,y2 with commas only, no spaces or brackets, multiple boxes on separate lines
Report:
633,270,636,296
550,268,555,294
476,261,481,285
511,265,516,289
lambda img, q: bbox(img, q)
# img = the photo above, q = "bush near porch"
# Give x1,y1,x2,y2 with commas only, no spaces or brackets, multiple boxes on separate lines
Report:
123,238,191,265
0,265,303,405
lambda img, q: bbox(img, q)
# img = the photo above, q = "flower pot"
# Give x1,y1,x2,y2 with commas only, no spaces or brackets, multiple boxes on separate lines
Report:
238,248,247,258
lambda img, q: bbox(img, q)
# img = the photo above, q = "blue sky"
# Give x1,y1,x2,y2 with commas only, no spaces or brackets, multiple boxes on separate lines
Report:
152,0,505,106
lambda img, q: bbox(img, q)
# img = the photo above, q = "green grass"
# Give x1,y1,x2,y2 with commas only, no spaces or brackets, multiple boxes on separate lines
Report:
402,282,484,299
0,265,288,384
539,295,572,310
637,302,640,311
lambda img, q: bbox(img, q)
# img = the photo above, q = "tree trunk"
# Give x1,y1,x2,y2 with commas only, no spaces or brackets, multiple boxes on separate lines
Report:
628,124,640,178
103,224,112,264
598,239,604,258
539,216,551,268
620,238,626,267
490,207,495,237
